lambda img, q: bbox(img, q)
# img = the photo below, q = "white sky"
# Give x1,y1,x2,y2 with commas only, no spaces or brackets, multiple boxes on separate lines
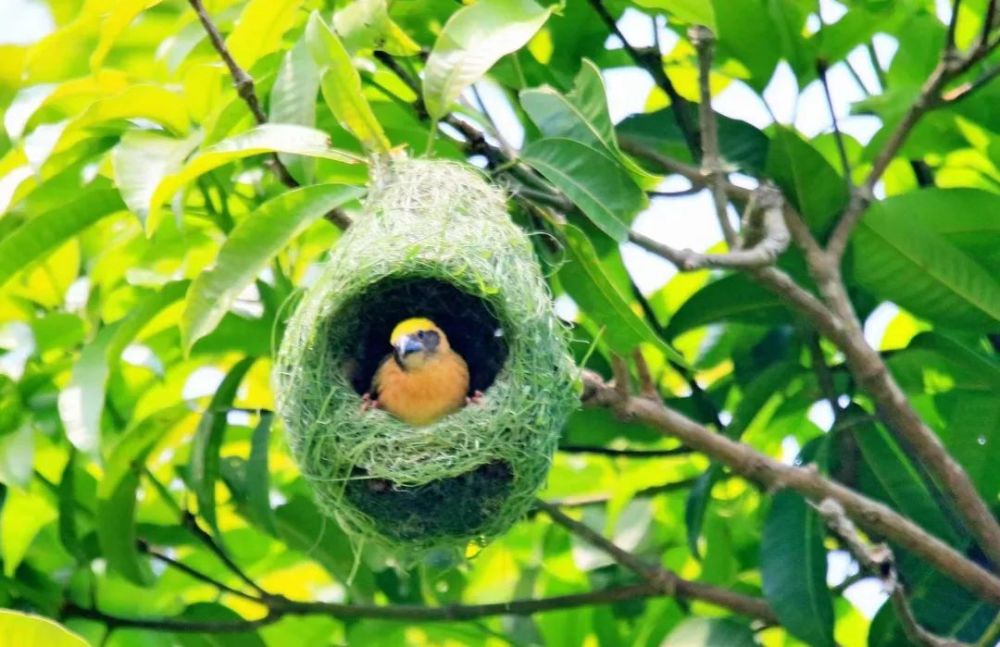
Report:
0,0,927,619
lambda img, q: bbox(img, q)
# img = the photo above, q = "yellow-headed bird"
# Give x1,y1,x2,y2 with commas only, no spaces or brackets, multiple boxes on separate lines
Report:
365,317,472,426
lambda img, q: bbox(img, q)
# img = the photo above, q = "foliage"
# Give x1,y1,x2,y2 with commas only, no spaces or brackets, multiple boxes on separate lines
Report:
0,0,998,645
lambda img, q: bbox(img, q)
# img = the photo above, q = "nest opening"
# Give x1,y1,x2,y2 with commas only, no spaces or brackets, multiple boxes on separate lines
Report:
336,277,510,396
345,461,514,541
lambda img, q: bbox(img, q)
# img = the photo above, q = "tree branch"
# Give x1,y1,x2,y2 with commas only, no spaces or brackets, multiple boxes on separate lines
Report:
181,511,271,599
628,184,789,270
579,365,1000,605
558,444,691,458
827,10,1000,260
64,583,702,632
816,499,969,647
690,26,738,247
537,501,778,623
186,0,351,229
627,138,1000,573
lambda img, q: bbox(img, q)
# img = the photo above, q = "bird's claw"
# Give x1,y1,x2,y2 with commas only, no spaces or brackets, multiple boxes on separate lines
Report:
466,390,485,406
361,393,380,412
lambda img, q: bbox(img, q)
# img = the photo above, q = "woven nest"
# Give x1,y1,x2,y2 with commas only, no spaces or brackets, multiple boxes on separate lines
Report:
274,158,577,551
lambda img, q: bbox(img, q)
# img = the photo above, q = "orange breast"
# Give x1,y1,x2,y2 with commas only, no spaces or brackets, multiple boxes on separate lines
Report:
373,351,470,426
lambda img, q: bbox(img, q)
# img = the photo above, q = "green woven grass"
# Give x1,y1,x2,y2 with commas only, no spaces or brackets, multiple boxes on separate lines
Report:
274,158,577,552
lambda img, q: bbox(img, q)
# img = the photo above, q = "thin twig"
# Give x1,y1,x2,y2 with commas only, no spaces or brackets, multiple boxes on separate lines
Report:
627,184,789,270
689,25,737,246
63,583,692,631
143,546,262,602
182,511,271,599
817,59,852,183
827,11,1000,259
537,501,778,622
558,444,691,458
816,499,969,647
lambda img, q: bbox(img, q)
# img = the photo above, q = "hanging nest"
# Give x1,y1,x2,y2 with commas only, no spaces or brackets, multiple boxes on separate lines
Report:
274,158,577,551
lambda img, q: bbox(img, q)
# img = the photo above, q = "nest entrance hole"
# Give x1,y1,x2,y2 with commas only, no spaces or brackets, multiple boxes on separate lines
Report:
337,277,509,395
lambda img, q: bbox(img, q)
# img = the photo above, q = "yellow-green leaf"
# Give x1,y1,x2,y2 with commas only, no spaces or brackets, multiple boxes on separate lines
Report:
224,0,304,71
423,0,554,120
305,12,391,152
0,610,88,647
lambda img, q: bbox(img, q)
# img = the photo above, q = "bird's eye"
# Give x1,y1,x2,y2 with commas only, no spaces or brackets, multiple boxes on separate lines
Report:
416,331,425,339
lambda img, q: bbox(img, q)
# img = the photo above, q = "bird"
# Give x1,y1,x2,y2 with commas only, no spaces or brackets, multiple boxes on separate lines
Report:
362,317,477,426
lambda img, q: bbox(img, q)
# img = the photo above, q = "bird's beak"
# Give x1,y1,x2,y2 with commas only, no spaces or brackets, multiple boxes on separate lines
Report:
395,334,424,358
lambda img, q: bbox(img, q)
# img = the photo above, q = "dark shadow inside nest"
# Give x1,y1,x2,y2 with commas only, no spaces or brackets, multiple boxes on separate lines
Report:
335,277,510,396
345,462,514,540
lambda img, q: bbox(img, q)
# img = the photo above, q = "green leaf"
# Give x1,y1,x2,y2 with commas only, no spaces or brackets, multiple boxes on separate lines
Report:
57,324,117,456
662,617,755,646
269,40,322,183
0,188,124,289
1,486,57,577
522,138,646,241
111,129,201,226
0,610,88,647
665,273,787,338
224,0,303,71
521,60,616,152
58,281,188,455
617,107,769,175
121,124,363,230
711,0,781,91
246,413,277,534
57,451,82,561
90,0,163,71
182,184,363,349
305,11,391,152
333,0,421,55
766,127,848,235
72,84,189,135
847,406,960,546
761,490,835,647
871,188,1000,275
190,357,256,532
560,226,685,363
935,389,1000,502
684,464,721,559
422,0,554,120
851,201,1000,329
97,406,190,585
631,0,716,30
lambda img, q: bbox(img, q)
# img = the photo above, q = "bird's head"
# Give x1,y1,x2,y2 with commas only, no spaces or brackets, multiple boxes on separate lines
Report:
389,317,450,369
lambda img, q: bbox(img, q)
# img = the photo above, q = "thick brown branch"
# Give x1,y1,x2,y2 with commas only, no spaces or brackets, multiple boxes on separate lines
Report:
628,140,1000,572
580,370,1000,605
537,501,778,623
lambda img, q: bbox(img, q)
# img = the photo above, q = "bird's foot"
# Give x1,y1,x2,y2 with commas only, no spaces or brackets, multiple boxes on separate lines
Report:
361,393,380,412
466,390,485,406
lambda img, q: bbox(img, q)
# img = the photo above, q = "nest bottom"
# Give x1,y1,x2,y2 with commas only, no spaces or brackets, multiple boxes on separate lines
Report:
344,462,514,541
